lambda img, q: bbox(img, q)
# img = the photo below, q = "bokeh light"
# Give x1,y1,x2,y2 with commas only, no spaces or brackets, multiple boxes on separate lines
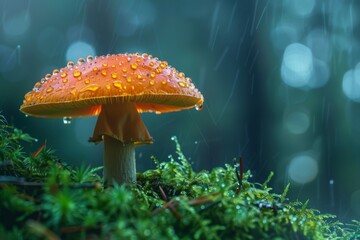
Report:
284,109,310,134
65,41,96,62
281,43,313,88
289,0,316,17
3,10,30,37
342,64,360,102
288,154,318,184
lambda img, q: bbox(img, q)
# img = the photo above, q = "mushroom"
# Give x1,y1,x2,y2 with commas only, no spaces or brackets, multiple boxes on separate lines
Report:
20,53,204,185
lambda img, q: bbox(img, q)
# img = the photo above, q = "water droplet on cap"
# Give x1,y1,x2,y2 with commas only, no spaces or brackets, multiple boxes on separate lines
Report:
155,68,162,74
61,72,67,78
130,63,137,70
178,81,187,87
77,58,85,65
87,55,93,62
45,74,52,80
63,116,72,124
52,69,59,75
195,104,203,111
80,85,99,92
73,70,82,77
160,61,168,68
67,61,74,68
111,73,118,79
46,87,54,93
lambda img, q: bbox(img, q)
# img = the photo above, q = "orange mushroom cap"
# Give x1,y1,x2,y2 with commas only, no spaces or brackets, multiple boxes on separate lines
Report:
20,53,204,118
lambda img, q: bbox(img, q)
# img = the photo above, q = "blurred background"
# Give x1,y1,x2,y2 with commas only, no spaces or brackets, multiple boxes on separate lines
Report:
1,0,360,221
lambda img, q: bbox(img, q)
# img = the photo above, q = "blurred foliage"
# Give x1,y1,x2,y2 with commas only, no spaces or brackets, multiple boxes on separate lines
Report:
0,115,359,240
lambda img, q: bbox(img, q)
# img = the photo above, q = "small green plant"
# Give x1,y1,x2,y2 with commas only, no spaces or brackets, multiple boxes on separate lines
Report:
0,114,359,239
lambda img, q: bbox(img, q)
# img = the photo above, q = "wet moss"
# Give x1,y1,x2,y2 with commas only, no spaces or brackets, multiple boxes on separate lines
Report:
0,115,359,239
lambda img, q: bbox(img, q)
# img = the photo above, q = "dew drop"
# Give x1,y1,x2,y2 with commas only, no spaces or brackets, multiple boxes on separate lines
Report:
160,61,168,68
106,85,111,90
80,85,99,92
60,72,67,78
111,64,116,68
52,69,59,75
178,72,185,78
113,82,123,89
195,104,203,111
155,68,162,74
137,74,142,80
136,58,142,63
46,87,54,93
45,74,52,80
161,80,167,85
178,81,187,88
126,77,132,83
111,73,118,79
130,63,137,70
92,67,98,72
40,78,46,83
122,68,127,73
62,78,68,83
85,79,90,84
101,70,107,76
67,61,74,68
63,116,72,124
150,72,156,78
77,58,85,65
73,70,82,77
102,63,108,67
149,62,154,67
149,80,155,85
86,55,94,62
185,77,192,82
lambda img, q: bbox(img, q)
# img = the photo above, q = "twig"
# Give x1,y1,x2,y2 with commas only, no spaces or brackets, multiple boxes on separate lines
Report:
158,186,182,220
234,156,244,195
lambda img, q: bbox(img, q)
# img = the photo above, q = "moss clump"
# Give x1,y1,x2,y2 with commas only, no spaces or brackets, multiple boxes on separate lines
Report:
0,115,359,239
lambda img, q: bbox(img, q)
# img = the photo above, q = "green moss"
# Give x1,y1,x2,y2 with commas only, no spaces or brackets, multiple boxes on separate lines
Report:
0,115,359,239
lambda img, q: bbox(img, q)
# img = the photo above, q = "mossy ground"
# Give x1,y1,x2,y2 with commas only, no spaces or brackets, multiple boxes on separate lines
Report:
0,114,359,240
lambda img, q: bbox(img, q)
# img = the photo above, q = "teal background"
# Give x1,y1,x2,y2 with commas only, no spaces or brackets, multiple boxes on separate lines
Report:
1,0,360,221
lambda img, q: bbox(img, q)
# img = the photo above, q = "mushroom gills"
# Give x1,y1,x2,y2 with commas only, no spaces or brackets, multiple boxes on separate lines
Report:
89,103,152,145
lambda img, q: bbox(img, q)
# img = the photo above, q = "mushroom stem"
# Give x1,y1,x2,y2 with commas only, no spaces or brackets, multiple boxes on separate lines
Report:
89,103,152,185
103,135,136,184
